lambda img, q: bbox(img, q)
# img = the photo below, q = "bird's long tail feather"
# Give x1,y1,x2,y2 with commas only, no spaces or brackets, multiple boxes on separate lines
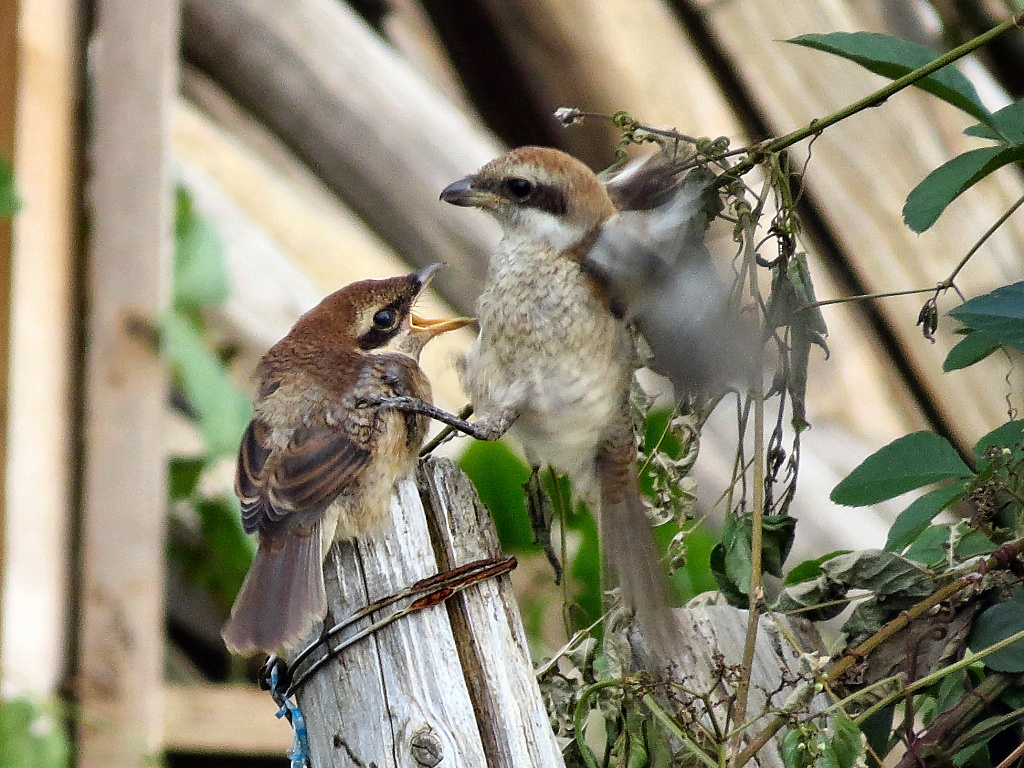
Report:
597,406,678,662
221,523,326,656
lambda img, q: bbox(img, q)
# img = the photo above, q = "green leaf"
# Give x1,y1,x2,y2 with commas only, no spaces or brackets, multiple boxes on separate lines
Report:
974,420,1024,468
195,496,254,606
901,523,993,569
174,186,230,310
964,123,1003,141
955,529,995,560
761,514,798,577
459,441,535,551
710,513,796,605
903,145,1024,232
168,456,207,501
787,32,990,124
859,706,894,768
885,480,971,552
949,281,1024,354
829,714,863,768
781,727,807,768
161,312,251,456
832,432,974,506
965,97,1024,144
784,550,853,586
943,328,1001,371
0,697,69,768
0,158,18,217
969,602,1024,672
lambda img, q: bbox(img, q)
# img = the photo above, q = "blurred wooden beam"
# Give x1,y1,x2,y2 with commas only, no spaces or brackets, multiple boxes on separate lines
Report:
77,0,179,765
1,0,80,699
162,684,291,756
181,0,503,314
0,0,17,685
423,0,746,167
684,0,1024,451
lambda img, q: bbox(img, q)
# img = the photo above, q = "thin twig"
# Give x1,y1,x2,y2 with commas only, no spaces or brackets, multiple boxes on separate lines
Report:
805,192,1024,310
723,13,1024,183
730,183,770,756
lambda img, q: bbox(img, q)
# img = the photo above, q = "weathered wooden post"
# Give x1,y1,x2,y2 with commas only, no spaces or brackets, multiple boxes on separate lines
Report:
285,456,564,768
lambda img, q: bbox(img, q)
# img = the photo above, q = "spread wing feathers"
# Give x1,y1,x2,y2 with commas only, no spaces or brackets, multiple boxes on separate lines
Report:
220,524,327,655
235,420,372,534
603,151,689,211
597,405,679,661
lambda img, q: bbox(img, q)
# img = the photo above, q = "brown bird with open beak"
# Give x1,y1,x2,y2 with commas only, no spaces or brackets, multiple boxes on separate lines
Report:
221,265,472,656
436,146,679,653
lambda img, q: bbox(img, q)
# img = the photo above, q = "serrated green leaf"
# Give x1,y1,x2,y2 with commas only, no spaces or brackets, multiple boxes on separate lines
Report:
943,328,1002,371
904,145,1024,232
830,714,863,768
832,432,974,506
787,32,990,123
969,602,1024,672
885,480,971,552
949,281,1024,354
781,726,807,768
0,158,18,217
161,312,251,456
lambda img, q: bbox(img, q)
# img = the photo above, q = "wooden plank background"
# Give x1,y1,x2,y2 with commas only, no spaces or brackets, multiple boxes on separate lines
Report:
76,1,180,765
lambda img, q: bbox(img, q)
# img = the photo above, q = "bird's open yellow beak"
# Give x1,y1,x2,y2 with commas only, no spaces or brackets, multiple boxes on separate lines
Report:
439,175,506,209
409,313,475,336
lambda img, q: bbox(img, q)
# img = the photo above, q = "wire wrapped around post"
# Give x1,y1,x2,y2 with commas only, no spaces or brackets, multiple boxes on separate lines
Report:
285,456,565,768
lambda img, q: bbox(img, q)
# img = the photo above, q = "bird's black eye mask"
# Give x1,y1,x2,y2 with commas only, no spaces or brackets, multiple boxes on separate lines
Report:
358,295,414,350
479,176,569,216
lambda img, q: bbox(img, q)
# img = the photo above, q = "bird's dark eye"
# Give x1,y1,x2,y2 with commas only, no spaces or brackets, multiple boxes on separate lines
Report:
373,308,397,329
506,177,533,198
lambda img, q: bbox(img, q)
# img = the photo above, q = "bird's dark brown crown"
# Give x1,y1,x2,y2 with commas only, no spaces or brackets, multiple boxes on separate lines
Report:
289,274,421,352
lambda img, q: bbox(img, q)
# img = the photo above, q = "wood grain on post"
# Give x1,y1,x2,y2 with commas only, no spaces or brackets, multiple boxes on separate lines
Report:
77,0,179,764
180,0,503,315
296,457,563,768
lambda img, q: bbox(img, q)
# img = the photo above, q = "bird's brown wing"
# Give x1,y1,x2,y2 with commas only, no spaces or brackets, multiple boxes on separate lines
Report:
235,418,371,535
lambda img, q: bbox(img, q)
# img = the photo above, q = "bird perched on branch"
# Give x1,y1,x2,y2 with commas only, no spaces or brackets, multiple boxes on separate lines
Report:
221,265,471,656
440,146,683,652
370,146,749,655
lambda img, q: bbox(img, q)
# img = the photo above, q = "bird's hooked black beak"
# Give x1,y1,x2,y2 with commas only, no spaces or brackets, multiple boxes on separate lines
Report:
413,262,442,291
440,175,505,209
